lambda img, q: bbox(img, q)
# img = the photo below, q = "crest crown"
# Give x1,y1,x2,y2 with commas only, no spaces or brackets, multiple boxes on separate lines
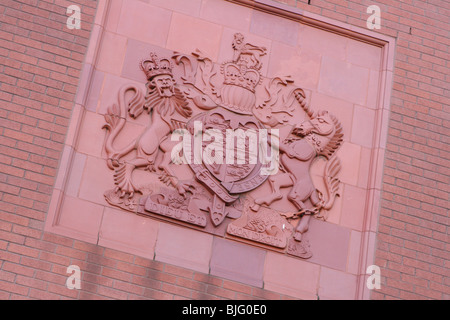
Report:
140,53,173,80
222,62,261,93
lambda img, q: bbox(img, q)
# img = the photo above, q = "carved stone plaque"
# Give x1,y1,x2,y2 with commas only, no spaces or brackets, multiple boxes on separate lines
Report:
227,196,293,249
101,33,344,259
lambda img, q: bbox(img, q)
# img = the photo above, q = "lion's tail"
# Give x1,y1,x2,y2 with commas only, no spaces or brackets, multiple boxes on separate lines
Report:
102,85,144,169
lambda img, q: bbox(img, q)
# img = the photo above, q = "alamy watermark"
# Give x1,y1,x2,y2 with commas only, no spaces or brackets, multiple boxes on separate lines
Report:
366,5,381,30
170,122,280,176
66,265,81,290
366,265,381,290
65,3,382,31
66,2,382,31
66,5,81,30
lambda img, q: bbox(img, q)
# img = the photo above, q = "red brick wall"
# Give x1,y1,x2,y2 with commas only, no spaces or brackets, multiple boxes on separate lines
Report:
0,0,448,300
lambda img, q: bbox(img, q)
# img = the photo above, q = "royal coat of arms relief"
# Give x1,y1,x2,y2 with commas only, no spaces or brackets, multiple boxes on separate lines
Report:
101,34,344,259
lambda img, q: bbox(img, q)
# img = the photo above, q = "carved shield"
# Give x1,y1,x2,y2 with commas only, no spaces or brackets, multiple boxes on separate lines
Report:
186,107,269,200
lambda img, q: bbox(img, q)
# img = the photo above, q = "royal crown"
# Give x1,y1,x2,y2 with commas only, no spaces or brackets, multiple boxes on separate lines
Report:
218,61,261,114
222,61,261,93
218,47,263,115
140,53,173,80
